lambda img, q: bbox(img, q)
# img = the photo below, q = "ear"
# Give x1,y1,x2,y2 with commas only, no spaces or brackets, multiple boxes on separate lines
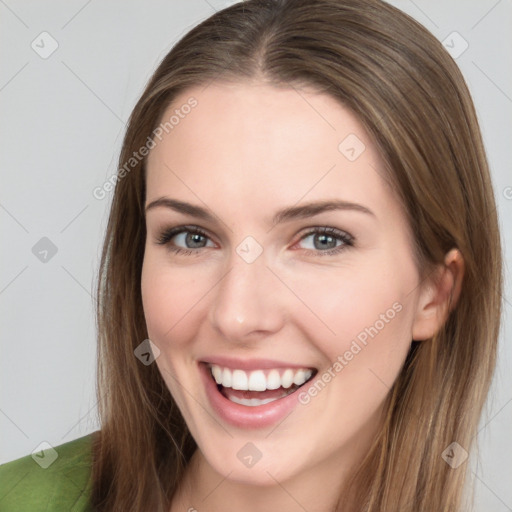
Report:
412,248,465,341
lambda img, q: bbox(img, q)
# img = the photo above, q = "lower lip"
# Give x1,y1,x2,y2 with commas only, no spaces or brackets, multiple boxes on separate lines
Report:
199,363,306,429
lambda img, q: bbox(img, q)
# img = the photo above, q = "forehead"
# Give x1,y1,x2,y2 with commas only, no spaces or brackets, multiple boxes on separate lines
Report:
145,81,394,218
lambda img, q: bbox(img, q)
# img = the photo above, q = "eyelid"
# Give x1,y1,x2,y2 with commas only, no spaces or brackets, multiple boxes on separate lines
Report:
297,226,353,242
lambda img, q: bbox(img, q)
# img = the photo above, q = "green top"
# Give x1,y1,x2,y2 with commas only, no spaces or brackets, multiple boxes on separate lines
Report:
0,432,96,511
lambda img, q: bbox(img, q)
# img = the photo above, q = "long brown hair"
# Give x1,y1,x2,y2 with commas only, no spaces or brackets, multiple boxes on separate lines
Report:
92,0,503,510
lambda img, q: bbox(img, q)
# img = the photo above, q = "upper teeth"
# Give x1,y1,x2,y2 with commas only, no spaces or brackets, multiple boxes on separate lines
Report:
210,365,313,391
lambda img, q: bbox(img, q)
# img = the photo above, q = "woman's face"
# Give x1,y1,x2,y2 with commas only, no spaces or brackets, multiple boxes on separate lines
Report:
141,81,424,487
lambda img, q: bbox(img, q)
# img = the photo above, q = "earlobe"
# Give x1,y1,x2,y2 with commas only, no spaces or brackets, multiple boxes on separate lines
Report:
412,248,465,341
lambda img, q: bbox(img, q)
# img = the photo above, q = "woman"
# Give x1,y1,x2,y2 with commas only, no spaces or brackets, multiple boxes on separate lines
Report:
0,0,502,510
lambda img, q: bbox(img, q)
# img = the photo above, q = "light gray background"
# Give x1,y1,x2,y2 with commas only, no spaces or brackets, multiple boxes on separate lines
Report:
1,0,510,510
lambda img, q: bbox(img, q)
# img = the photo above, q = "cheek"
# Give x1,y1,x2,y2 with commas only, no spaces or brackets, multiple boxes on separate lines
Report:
140,251,211,348
282,260,413,351
288,262,416,436
280,254,418,408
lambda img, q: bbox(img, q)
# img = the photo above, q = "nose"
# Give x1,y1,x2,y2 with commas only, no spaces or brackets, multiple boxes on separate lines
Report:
208,250,286,343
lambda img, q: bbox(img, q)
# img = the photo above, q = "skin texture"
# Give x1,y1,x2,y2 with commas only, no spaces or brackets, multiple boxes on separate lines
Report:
141,82,464,512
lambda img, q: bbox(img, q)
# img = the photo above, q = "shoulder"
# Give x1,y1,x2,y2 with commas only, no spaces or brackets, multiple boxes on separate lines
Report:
0,431,98,512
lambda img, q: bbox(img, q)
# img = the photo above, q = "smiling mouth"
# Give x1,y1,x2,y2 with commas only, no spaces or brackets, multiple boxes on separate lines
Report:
207,364,317,407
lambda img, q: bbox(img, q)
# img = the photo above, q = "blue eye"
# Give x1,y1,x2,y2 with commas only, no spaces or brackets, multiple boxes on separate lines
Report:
156,226,215,255
155,225,354,256
295,227,353,255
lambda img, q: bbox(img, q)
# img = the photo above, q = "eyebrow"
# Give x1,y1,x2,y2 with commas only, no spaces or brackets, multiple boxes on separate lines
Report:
145,197,375,225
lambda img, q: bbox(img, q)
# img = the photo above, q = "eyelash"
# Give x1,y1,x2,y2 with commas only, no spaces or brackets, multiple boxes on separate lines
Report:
155,225,354,257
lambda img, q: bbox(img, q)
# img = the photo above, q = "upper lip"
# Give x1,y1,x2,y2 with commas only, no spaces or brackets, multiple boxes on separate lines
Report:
200,356,317,372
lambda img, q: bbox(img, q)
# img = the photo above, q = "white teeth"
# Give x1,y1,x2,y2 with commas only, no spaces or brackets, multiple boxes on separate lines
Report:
222,367,232,387
209,365,313,391
293,369,306,386
232,369,248,390
248,370,267,391
228,396,278,407
266,369,281,390
281,369,294,388
212,365,222,384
